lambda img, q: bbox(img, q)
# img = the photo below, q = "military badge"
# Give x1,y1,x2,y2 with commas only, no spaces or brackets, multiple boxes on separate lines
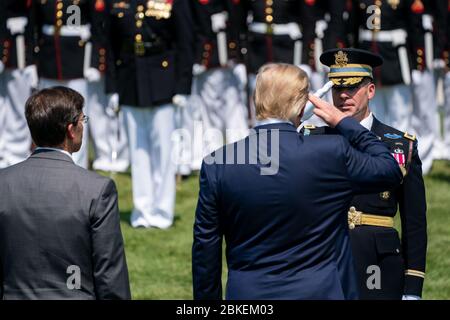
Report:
392,152,405,166
380,191,390,200
334,50,348,67
384,133,402,139
95,0,105,11
411,0,424,13
146,0,173,20
388,0,400,10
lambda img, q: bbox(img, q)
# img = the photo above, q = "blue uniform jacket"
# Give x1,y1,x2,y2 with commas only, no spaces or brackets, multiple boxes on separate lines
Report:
192,117,402,300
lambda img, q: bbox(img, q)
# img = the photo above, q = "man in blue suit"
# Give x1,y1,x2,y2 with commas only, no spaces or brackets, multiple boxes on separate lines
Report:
192,63,403,300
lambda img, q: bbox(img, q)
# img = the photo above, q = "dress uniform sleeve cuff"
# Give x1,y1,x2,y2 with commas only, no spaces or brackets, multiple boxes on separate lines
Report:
404,273,425,297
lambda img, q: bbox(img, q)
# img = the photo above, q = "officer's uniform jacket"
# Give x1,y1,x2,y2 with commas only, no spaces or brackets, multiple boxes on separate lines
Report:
234,0,317,73
0,0,35,70
32,0,107,80
104,0,194,107
303,116,427,297
351,0,426,86
191,0,241,70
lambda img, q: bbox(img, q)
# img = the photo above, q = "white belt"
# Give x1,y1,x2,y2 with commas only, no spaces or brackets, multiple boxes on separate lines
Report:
42,24,91,41
249,22,302,40
359,28,407,46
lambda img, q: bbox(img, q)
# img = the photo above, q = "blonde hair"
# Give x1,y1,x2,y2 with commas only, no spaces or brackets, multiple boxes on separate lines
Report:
254,63,309,121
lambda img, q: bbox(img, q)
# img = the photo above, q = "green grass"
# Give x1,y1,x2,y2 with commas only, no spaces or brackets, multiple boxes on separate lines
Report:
100,160,450,300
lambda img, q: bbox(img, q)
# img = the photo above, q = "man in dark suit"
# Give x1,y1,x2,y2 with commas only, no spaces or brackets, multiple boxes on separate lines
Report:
192,63,403,300
303,48,427,299
0,87,131,300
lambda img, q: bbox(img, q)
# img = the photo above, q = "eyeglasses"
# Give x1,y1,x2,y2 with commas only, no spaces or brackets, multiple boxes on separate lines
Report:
80,114,89,124
72,114,89,125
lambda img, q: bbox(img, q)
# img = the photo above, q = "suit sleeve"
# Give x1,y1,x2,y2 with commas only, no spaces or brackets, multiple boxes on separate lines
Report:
335,117,403,193
398,141,427,297
90,179,131,300
192,161,223,300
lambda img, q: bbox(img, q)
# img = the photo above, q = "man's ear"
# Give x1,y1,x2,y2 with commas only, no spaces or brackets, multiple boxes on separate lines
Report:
66,123,76,140
367,83,376,100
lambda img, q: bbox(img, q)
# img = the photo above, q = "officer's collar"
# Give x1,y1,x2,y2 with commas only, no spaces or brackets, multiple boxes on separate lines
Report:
359,112,374,130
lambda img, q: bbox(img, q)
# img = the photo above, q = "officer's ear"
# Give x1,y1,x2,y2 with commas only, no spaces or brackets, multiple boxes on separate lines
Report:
367,81,376,100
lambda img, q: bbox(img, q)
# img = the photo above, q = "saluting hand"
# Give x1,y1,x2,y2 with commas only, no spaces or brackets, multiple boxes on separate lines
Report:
308,94,346,128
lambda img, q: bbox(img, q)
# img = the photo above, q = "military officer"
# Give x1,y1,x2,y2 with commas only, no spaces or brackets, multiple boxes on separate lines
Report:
104,0,194,229
302,48,427,300
0,0,35,168
33,0,107,168
184,0,249,172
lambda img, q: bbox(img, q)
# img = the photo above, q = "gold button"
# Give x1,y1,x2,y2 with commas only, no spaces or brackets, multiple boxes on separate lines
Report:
417,49,423,55
57,10,63,18
99,48,106,55
265,8,273,14
56,20,63,27
266,0,273,5
4,41,9,48
375,0,382,5
57,2,63,9
417,57,423,63
118,12,124,18
203,52,209,58
99,65,106,71
136,20,143,28
349,206,356,213
266,15,273,23
162,60,169,68
99,57,106,63
3,49,8,55
2,57,7,63
78,40,84,47
116,59,122,66
135,34,142,42
204,44,212,50
138,12,145,19
229,42,236,49
137,5,144,12
349,223,355,230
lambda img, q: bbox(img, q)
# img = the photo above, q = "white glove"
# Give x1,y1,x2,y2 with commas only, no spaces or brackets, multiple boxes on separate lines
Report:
411,69,423,84
6,17,28,35
211,11,228,33
402,295,421,300
106,93,120,117
23,65,39,88
0,61,4,74
172,94,189,108
433,59,446,70
193,64,207,76
84,67,101,82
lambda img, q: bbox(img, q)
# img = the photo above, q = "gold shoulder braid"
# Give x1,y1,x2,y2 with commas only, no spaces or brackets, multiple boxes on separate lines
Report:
146,0,173,20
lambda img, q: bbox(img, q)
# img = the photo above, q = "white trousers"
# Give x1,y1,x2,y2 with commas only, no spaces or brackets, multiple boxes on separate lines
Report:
185,68,249,171
444,72,450,159
0,69,33,168
411,71,438,174
40,78,89,168
123,104,176,229
87,77,129,172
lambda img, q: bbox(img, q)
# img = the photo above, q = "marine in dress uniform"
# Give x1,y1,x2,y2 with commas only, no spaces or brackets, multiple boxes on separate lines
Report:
410,0,448,172
302,48,427,299
33,0,107,168
0,0,35,168
104,0,194,229
350,1,424,136
184,0,249,172
233,0,317,123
